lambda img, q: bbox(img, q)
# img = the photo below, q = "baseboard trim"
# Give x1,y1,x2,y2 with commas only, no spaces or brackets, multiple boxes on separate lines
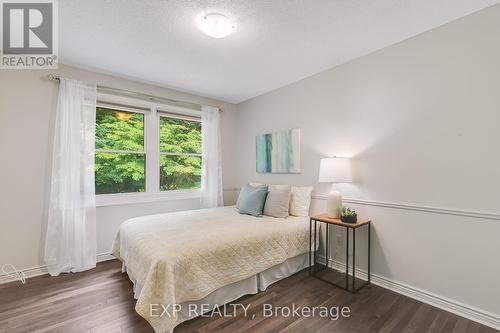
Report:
0,253,115,285
316,255,500,330
96,252,116,263
311,195,500,221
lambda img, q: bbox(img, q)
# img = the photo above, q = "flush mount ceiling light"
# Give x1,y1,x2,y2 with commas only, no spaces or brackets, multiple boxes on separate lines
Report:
197,13,236,38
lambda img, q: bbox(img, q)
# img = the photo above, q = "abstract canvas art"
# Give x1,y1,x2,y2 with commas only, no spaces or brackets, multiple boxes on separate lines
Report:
256,128,300,173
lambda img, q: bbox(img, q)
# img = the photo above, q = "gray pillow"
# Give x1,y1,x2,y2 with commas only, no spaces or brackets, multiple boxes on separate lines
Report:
236,183,266,209
237,184,269,216
263,188,291,218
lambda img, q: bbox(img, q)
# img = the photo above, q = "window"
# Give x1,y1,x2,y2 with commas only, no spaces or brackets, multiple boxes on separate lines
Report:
95,107,146,194
159,115,202,191
94,97,204,203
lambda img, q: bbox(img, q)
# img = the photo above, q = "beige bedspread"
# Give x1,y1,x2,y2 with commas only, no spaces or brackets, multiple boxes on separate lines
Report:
111,206,310,333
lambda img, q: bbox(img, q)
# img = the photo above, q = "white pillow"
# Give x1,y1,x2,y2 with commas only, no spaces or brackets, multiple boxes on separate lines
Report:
263,188,291,218
268,184,291,191
289,186,314,217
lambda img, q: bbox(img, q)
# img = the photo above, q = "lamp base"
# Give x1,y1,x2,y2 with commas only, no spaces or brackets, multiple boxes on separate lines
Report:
326,188,342,219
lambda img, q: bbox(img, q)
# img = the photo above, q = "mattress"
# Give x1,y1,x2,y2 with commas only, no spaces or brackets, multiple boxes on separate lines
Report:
112,206,311,333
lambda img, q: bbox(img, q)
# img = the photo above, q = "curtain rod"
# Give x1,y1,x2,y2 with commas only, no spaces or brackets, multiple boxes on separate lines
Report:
47,74,223,112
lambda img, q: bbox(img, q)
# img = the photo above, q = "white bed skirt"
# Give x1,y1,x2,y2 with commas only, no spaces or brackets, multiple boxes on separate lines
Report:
123,253,309,331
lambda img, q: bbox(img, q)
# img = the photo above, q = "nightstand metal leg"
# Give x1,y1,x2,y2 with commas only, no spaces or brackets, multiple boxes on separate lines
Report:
353,228,356,291
368,223,371,283
314,219,317,274
309,218,312,275
325,223,329,269
345,227,349,290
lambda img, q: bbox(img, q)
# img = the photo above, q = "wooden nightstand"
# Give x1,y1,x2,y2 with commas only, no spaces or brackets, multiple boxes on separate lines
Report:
309,214,371,293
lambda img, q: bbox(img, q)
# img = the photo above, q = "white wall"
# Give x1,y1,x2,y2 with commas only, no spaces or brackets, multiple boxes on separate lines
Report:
236,4,500,321
0,64,237,272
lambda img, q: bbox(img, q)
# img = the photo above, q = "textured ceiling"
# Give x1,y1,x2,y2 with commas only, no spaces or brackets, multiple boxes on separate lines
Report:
60,0,500,103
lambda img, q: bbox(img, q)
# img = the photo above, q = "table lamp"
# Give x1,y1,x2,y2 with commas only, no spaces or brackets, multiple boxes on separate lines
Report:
318,157,352,218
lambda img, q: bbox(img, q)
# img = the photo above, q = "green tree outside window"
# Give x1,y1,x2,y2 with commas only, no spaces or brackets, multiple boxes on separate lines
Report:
94,107,202,194
159,116,202,191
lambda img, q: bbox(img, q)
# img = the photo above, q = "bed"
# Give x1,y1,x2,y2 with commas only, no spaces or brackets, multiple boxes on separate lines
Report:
111,205,312,333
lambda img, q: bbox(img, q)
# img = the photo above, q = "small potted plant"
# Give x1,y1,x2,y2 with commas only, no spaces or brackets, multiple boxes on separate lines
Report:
341,206,357,223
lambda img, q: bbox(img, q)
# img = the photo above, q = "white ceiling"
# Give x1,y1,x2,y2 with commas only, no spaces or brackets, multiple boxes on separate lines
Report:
60,0,500,104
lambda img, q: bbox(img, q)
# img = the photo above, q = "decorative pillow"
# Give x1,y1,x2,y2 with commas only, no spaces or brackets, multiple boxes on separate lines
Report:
237,184,269,216
268,184,291,192
236,182,265,209
289,186,314,217
263,188,291,218
236,182,267,209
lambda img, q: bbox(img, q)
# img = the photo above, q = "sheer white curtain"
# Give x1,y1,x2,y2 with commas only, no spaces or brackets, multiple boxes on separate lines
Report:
44,78,97,276
200,106,223,208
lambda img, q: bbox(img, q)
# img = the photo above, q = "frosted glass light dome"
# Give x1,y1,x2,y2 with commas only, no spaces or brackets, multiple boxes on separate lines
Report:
198,13,236,38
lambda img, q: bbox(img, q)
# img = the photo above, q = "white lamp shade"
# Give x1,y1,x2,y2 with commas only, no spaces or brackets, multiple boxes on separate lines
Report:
318,157,352,183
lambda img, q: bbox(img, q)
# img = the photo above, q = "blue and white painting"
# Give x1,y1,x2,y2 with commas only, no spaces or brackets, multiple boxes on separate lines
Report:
256,129,300,173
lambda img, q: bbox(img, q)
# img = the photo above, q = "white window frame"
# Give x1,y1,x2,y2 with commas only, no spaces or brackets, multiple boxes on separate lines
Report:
95,92,202,207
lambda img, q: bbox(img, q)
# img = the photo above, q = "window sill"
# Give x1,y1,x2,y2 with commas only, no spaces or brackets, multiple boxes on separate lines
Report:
96,190,201,207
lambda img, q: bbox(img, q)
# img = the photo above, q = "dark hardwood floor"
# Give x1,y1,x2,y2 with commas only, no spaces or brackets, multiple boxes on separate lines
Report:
0,260,497,333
